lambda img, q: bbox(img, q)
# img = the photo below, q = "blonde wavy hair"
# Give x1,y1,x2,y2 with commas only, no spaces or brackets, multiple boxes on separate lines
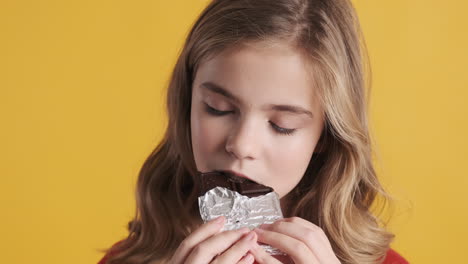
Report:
102,0,395,263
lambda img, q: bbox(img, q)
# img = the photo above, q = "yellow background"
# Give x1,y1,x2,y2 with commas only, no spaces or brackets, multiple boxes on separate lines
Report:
1,0,467,263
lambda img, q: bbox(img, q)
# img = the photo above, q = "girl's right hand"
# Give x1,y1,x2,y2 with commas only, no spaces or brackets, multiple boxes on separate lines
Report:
169,216,258,264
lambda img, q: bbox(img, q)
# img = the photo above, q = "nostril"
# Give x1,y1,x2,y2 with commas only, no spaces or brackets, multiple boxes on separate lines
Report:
225,145,237,158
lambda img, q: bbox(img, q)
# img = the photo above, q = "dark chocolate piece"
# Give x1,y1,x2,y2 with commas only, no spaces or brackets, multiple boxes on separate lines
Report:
198,171,273,197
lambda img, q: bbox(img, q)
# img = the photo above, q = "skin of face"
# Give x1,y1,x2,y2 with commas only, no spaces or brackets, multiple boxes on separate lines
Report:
190,42,325,207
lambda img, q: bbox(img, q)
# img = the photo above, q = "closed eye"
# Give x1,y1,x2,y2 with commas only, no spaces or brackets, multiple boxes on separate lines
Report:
204,103,234,116
203,103,297,136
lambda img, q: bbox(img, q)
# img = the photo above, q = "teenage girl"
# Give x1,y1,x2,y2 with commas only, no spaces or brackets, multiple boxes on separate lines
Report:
99,0,409,263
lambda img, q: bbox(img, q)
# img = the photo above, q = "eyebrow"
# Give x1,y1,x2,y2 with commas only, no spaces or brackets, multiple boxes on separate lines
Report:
200,81,314,118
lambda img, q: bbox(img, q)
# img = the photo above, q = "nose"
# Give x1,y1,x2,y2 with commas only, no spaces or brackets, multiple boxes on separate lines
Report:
225,117,258,160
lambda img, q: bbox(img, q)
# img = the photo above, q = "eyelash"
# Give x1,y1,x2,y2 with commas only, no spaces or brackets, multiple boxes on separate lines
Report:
203,103,297,136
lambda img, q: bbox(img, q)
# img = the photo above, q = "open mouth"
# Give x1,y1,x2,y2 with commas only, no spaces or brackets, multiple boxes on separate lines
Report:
215,169,254,182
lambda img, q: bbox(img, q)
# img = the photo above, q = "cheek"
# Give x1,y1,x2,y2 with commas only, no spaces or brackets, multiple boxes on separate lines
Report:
267,135,317,198
191,110,226,171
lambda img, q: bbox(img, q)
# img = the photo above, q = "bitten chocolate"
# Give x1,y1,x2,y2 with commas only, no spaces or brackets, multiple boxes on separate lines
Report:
198,170,273,197
198,170,285,256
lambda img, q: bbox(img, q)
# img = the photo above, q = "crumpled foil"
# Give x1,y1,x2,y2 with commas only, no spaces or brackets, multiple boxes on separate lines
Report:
198,186,285,255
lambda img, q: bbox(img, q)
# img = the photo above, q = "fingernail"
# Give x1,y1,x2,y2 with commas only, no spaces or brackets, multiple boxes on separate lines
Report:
214,216,224,224
244,231,255,241
244,253,254,263
237,227,250,233
254,228,264,233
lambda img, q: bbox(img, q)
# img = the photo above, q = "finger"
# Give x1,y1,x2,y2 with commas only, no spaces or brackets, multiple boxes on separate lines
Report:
236,253,255,264
254,228,319,264
281,217,325,237
259,221,332,256
185,227,251,264
276,217,331,247
249,243,283,264
170,216,225,264
214,231,257,263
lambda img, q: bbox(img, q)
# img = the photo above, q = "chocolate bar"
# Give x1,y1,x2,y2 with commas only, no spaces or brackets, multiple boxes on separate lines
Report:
197,170,285,255
198,171,273,197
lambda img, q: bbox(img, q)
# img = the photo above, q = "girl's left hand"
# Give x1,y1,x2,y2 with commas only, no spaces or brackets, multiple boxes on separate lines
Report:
250,217,341,264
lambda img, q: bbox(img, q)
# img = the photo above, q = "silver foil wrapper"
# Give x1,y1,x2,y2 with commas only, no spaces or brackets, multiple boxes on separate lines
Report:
198,186,285,255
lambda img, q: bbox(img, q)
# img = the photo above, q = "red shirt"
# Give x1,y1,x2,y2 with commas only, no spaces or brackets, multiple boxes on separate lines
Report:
382,248,409,264
98,246,408,264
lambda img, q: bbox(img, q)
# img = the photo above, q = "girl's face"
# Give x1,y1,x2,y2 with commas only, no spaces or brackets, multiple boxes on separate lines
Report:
190,42,324,200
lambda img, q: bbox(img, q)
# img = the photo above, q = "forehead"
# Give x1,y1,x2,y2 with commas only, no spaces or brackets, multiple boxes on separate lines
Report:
193,42,318,110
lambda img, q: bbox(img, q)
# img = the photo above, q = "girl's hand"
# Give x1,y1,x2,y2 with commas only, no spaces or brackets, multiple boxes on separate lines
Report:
170,216,258,264
250,217,341,264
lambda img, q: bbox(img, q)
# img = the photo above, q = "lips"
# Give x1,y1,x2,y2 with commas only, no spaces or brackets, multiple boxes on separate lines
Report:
216,169,253,181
